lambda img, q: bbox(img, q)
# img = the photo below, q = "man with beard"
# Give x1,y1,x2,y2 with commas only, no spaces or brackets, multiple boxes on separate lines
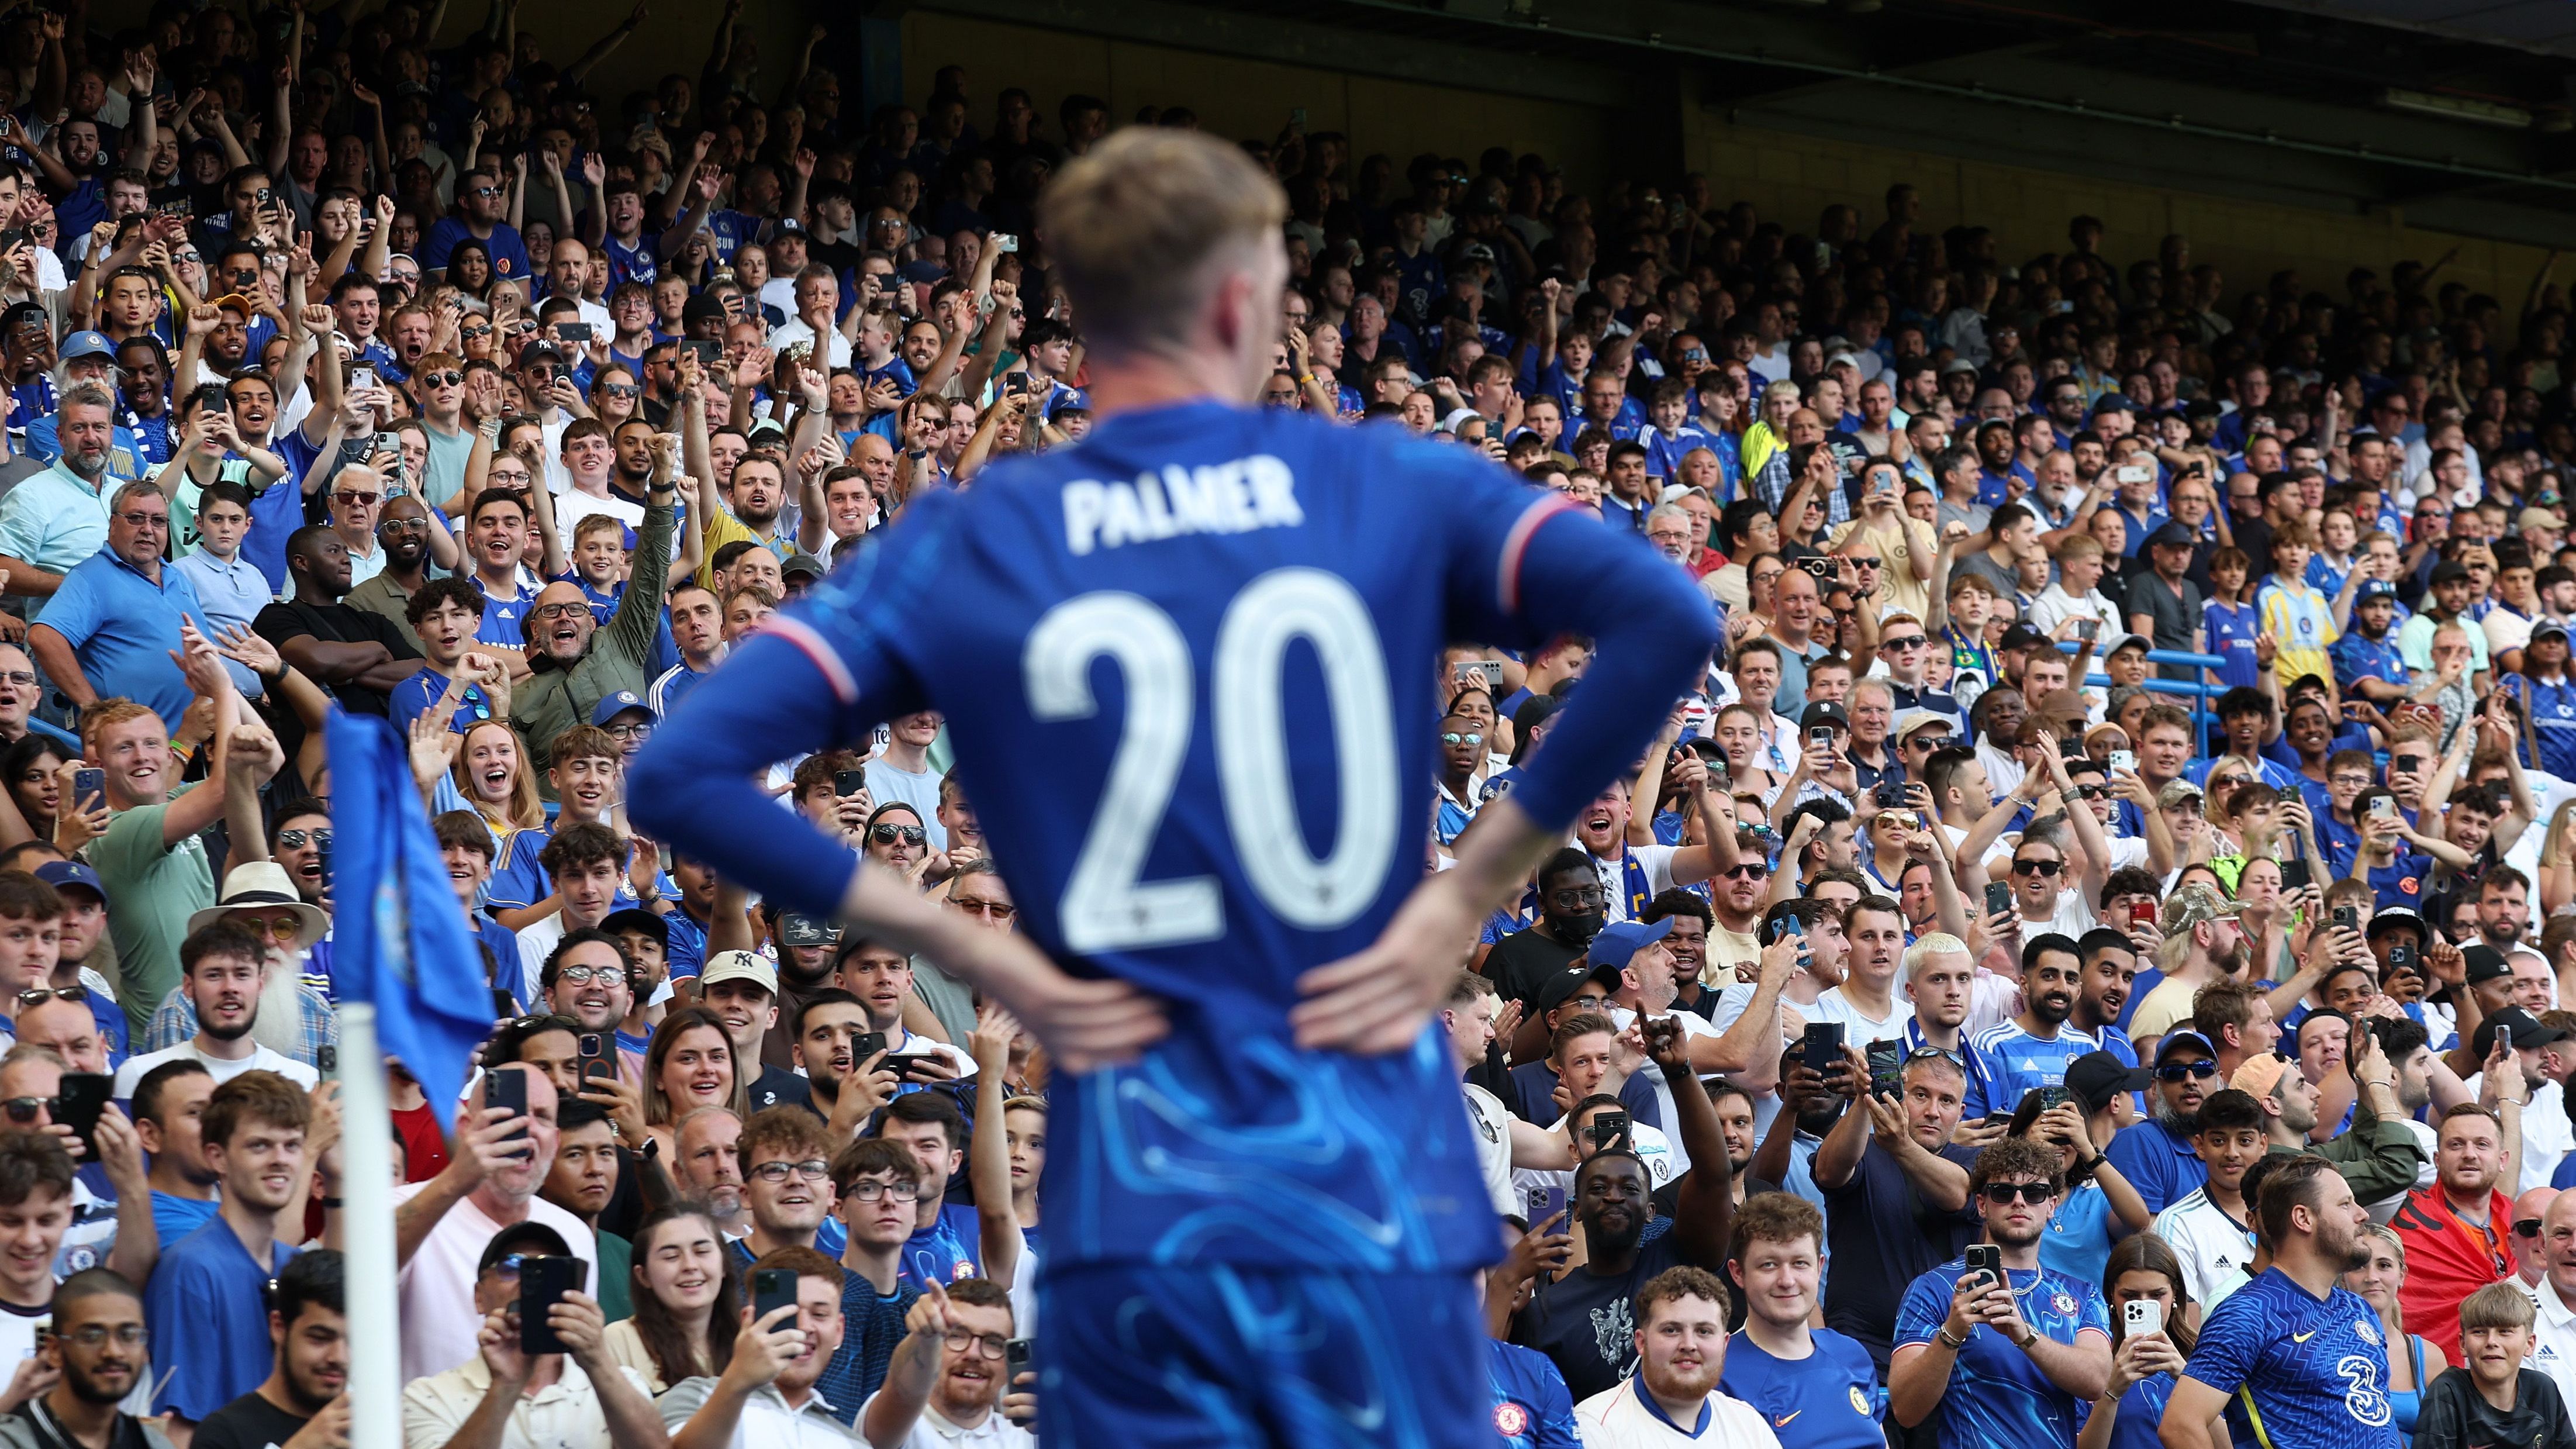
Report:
1577,772,1729,929
253,525,422,717
145,1071,309,1430
343,493,441,653
2154,1088,2270,1312
132,1060,216,1247
2164,1155,2392,1449
2126,885,2250,1061
0,1271,161,1449
509,436,675,789
2397,1095,2523,1338
1967,934,2101,1119
1505,1027,1732,1402
1486,849,1604,1034
676,1107,748,1238
191,1248,346,1449
692,451,791,591
2236,1045,2422,1208
2105,1030,2221,1215
0,386,120,621
1812,1039,1980,1379
2073,927,2140,1065
111,924,317,1096
862,1276,1035,1449
792,989,907,1148
1573,1265,1775,1446
1891,1137,2111,1444
833,936,975,1084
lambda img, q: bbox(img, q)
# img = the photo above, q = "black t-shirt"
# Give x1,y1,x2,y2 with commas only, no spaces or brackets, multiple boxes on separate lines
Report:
1821,1140,1983,1374
252,596,420,717
192,1389,311,1449
2413,1366,2576,1449
1512,1234,1691,1402
748,1061,813,1113
1484,926,1583,1013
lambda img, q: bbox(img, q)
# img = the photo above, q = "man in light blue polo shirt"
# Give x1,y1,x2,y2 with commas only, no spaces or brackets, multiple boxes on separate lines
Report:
0,384,121,620
25,482,213,727
22,333,147,479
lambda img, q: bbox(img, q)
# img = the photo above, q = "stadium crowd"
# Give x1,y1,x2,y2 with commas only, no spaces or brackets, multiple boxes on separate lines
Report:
0,0,2566,1447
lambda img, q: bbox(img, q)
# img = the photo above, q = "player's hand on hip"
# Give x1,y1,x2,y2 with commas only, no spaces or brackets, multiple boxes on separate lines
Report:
1290,867,1482,1053
951,930,1169,1074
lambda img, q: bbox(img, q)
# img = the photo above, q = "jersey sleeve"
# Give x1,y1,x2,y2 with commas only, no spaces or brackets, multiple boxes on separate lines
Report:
2180,1284,2266,1393
1891,1267,1952,1351
1531,1359,1581,1449
2073,1279,2112,1343
627,501,945,916
1421,448,1721,834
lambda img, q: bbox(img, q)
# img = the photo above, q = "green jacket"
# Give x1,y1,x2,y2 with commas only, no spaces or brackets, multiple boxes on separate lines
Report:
2270,1082,2427,1210
513,496,675,791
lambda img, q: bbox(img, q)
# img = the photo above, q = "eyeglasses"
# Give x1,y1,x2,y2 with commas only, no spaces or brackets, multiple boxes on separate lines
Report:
531,601,591,620
332,490,382,507
1,1097,51,1123
600,383,640,399
1981,1181,2057,1205
750,1158,831,1184
952,899,1017,921
16,986,88,1011
232,912,309,941
1721,862,1770,880
379,516,429,533
116,512,167,530
841,1178,921,1202
61,1324,146,1348
2154,1060,2218,1082
1548,884,1607,905
2010,858,2062,877
553,965,626,985
869,824,926,847
943,1329,1011,1358
602,722,652,743
0,672,33,688
1440,732,1484,747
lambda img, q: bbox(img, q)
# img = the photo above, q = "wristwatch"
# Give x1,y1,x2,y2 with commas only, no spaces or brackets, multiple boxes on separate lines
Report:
2013,1326,2039,1350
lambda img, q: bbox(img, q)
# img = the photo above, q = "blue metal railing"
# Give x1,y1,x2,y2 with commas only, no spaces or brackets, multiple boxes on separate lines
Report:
2057,641,2225,739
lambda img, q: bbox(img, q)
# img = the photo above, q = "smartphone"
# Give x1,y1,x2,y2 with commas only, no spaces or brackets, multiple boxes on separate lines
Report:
2109,749,2135,774
350,363,377,392
1800,1020,1845,1073
2129,901,2157,929
2390,755,2420,777
2334,905,2359,933
2116,464,2153,485
70,768,103,813
751,1268,798,1328
516,1255,583,1354
1006,1337,1034,1379
683,339,721,365
1289,107,1308,127
2078,619,2100,642
1985,880,2014,917
485,1068,530,1152
1866,1039,1902,1099
2389,943,2418,973
2282,858,2311,892
1874,777,1906,809
2370,795,2399,819
489,987,516,1018
1588,1109,1631,1153
1964,1243,2002,1286
576,1033,613,1083
852,1030,888,1065
55,1074,109,1161
1808,726,1833,751
2038,1085,2071,1112
1798,556,1832,581
155,198,192,219
2123,1298,2163,1335
1762,912,1807,948
556,322,593,342
834,769,866,798
994,233,1019,253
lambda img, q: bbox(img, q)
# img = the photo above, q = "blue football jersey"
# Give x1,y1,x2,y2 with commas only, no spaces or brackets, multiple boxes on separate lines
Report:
1718,1327,1882,1449
630,399,1717,1276
1486,1338,1580,1449
2184,1267,2401,1449
1894,1259,2111,1449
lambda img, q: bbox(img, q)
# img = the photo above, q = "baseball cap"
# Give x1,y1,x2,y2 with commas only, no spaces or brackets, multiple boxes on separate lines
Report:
1586,918,1676,975
2154,1030,2216,1065
1894,709,1956,743
1998,622,2054,653
2538,620,2571,644
2364,906,2426,942
746,419,790,447
2090,392,2136,416
2156,778,2205,809
2104,633,2151,657
2066,1050,2151,1113
59,330,114,363
210,292,259,316
32,861,105,905
1799,701,1850,733
599,907,667,945
2146,520,2197,550
2230,1052,2294,1101
698,950,779,995
478,1220,573,1276
2430,560,2473,587
591,691,655,727
2160,884,2242,936
783,553,827,581
2520,507,2561,533
2474,1005,2572,1058
1533,960,1625,1016
2357,579,2398,601
2463,945,2512,985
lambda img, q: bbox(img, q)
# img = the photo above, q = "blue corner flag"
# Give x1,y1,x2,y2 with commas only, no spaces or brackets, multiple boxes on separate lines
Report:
327,708,491,1132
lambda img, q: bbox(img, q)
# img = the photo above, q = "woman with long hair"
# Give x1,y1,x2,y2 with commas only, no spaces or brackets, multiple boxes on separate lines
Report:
603,1204,740,1393
2079,1234,2204,1449
450,719,545,836
2346,1222,2447,1437
0,734,77,851
446,237,496,303
2506,620,2576,782
640,1006,745,1157
2007,1087,2149,1290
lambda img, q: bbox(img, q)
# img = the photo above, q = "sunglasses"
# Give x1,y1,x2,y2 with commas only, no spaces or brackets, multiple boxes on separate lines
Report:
2154,1060,2218,1082
2010,858,2063,877
0,1097,51,1123
277,829,332,850
422,370,464,388
332,491,382,507
1721,862,1770,881
14,986,84,1010
600,383,640,398
1908,735,1955,751
2518,1217,2546,1238
1981,1181,2057,1205
870,824,927,847
1881,635,1927,650
1440,732,1484,747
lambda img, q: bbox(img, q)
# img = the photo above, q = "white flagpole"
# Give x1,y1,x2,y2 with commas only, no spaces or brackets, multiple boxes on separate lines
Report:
337,1001,403,1449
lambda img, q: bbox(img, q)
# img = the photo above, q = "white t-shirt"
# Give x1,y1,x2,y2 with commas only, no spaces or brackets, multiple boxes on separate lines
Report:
2015,887,2101,942
392,1184,598,1384
853,1395,1035,1449
112,1040,317,1098
1811,987,1906,1046
2154,1186,2256,1311
1592,844,1681,926
1575,1379,1783,1448
1462,1082,1518,1219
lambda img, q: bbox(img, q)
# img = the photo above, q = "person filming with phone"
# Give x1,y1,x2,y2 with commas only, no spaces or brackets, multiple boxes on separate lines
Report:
662,1248,868,1449
398,1220,662,1449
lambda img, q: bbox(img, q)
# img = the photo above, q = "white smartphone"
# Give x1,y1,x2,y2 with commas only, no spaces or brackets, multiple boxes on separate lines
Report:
2123,1299,2162,1335
2109,749,2135,774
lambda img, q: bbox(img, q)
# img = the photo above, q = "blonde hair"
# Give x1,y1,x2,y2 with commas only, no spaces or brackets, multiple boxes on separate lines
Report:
1038,129,1286,357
